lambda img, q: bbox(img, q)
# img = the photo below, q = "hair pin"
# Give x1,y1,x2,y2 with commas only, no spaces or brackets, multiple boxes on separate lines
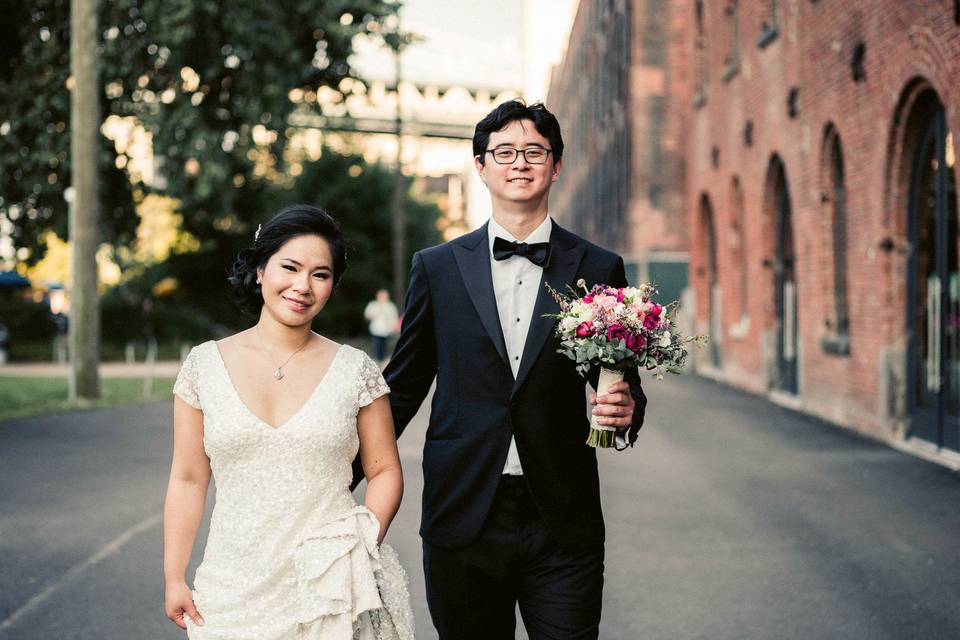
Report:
254,223,262,243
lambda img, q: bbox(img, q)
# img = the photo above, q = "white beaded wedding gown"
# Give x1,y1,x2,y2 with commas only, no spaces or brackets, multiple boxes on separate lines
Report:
172,341,414,640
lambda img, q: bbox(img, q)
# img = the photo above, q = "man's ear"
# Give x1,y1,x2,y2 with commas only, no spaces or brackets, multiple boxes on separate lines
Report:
551,157,563,182
474,155,487,181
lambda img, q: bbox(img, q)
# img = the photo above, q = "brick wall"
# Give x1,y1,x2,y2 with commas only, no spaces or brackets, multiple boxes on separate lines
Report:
548,0,689,262
681,0,960,443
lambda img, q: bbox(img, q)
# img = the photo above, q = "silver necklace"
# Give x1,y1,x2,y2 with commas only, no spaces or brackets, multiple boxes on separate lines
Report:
255,325,311,381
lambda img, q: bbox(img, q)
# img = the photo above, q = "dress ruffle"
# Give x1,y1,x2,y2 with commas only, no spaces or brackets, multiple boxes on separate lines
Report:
295,506,414,640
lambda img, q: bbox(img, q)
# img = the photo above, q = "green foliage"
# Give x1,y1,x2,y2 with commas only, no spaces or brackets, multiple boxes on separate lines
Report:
281,149,441,336
101,271,220,344
0,0,399,263
0,294,56,341
135,147,442,338
90,144,442,342
0,0,136,260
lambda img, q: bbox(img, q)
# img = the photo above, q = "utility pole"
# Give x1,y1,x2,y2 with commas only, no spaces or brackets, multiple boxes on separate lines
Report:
390,23,407,309
70,0,100,400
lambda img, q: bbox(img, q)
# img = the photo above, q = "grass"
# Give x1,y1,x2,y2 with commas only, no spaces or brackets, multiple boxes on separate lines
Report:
0,375,175,423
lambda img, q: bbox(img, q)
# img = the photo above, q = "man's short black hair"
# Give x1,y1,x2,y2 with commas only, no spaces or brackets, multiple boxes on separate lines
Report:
473,99,564,164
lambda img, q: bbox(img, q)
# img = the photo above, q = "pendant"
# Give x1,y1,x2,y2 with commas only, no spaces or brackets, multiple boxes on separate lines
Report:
274,368,284,381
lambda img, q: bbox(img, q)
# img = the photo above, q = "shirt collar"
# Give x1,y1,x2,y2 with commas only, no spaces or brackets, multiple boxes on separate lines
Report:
488,215,553,256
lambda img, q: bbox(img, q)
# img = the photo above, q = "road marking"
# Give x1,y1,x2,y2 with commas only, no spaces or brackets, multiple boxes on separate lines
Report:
0,513,162,632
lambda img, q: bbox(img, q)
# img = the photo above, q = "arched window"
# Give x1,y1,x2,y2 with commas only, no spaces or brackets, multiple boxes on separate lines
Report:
821,126,851,355
758,0,779,48
700,194,722,367
729,176,748,323
693,0,708,107
764,155,798,393
722,1,740,80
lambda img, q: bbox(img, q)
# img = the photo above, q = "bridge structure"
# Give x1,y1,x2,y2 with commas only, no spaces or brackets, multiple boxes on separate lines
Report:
286,79,521,141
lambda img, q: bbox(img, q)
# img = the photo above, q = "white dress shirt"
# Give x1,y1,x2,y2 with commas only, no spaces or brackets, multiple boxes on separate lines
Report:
489,215,553,476
489,216,629,475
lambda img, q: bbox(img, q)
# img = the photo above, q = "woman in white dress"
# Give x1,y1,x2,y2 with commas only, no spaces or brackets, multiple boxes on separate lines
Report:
162,205,414,639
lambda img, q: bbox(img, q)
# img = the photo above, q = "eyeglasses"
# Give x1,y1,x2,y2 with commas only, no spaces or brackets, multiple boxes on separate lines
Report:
484,147,553,165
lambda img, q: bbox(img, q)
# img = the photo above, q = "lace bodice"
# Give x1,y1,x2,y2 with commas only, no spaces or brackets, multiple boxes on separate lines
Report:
172,341,413,640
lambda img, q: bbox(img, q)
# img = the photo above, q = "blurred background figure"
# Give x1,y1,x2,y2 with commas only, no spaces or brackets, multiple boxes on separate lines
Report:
0,323,9,365
364,288,400,365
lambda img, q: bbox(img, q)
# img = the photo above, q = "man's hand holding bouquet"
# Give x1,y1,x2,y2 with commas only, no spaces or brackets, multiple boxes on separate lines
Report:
547,279,708,448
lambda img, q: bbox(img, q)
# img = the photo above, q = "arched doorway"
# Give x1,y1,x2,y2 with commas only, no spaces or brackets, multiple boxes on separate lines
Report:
700,195,721,368
905,89,960,453
766,156,798,394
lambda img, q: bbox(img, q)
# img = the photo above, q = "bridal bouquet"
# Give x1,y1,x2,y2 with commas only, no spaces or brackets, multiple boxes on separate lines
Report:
547,279,708,447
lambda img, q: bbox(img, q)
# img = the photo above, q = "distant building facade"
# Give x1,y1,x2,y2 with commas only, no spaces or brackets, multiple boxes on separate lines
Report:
679,0,960,461
547,0,690,307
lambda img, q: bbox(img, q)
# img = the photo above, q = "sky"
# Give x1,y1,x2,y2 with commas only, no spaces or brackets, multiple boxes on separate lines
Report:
351,0,579,101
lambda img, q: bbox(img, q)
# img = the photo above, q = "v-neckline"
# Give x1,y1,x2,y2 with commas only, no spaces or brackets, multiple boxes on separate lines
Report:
211,341,344,431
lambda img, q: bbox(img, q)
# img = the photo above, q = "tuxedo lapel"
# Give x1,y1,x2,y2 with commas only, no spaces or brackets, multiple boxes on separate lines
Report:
452,224,510,367
512,224,585,395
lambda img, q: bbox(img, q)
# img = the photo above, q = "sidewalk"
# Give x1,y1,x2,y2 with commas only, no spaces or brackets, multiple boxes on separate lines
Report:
0,361,181,378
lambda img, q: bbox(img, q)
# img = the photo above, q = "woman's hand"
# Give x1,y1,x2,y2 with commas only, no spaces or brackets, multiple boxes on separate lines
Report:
165,579,204,629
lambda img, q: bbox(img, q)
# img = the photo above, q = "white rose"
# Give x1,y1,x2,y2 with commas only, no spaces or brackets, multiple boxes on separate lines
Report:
573,302,594,322
560,316,579,334
658,331,672,347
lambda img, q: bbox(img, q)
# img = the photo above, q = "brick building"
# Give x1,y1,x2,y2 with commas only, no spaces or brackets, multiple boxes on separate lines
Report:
547,0,690,306
681,0,960,462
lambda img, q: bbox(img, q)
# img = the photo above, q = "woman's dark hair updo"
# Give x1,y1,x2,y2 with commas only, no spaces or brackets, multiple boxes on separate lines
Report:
227,204,347,317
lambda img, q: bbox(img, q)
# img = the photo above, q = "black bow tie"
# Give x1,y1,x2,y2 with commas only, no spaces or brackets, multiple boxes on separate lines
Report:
492,236,552,267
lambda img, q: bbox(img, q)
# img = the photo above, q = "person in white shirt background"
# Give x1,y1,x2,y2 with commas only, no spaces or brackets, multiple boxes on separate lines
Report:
364,288,399,365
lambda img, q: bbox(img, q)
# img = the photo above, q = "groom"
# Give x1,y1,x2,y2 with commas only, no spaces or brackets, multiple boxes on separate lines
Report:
377,100,645,639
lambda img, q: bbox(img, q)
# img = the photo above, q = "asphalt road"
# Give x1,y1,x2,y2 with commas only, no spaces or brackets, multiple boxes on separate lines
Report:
1,375,959,639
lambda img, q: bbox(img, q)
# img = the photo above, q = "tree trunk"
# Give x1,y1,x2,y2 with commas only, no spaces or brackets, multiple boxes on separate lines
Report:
70,0,100,400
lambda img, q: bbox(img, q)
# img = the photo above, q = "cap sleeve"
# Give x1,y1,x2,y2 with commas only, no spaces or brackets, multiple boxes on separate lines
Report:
357,351,390,408
173,346,202,410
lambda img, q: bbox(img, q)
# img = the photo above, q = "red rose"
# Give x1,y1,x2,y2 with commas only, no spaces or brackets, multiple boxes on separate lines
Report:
606,323,628,342
576,321,595,337
626,332,646,352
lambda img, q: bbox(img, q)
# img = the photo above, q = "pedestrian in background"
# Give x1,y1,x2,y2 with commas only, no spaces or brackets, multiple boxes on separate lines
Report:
364,288,399,365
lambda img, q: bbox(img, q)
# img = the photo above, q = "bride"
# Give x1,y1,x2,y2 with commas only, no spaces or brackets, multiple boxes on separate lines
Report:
162,204,414,639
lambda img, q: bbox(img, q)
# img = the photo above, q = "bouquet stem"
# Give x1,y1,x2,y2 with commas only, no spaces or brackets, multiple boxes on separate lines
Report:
588,367,625,448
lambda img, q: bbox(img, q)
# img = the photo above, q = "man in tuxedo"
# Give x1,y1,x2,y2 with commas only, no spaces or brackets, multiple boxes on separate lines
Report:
382,99,646,639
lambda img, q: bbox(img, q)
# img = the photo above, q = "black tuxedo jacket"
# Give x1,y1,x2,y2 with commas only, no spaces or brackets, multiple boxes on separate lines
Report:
373,221,645,549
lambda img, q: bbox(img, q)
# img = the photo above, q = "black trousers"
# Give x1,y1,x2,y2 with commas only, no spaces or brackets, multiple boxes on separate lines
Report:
423,475,604,640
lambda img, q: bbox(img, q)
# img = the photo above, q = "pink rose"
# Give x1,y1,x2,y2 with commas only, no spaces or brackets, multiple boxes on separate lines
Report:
593,294,618,312
576,321,595,337
649,302,663,316
626,332,646,352
643,313,660,330
606,323,628,343
583,295,594,303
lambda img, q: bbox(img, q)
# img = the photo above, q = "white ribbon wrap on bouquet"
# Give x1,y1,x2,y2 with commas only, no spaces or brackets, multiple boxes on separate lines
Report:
590,367,624,434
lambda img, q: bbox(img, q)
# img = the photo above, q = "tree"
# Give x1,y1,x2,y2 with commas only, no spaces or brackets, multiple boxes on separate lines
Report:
0,0,400,264
142,147,441,339
281,148,441,335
